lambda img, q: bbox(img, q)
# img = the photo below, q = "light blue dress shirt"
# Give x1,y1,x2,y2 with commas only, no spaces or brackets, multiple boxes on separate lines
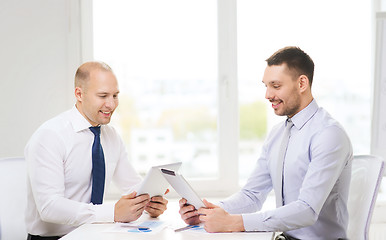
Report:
220,100,353,240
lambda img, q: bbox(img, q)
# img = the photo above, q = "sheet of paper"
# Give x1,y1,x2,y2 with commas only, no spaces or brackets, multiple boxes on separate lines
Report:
105,220,168,234
184,224,207,233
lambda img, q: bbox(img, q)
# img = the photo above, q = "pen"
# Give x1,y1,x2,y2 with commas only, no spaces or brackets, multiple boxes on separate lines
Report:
121,225,150,231
174,225,199,232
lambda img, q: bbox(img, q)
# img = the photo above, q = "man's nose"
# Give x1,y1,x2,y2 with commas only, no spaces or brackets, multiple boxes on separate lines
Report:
265,88,272,100
105,97,116,109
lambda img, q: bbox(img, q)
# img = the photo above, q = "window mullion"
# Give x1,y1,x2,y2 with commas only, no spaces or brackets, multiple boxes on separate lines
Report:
217,0,239,194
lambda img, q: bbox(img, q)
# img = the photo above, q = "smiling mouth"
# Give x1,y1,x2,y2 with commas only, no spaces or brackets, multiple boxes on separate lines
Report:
271,100,282,109
100,110,111,116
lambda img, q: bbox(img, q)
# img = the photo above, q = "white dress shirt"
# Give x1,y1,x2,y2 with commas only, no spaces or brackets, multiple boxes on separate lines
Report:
24,106,142,237
220,100,353,240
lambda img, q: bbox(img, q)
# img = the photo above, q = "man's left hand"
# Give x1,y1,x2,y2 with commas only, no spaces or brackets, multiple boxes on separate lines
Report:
198,199,245,233
145,196,168,218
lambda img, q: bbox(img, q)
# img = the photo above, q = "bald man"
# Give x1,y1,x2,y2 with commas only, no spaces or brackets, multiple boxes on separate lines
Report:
25,62,168,240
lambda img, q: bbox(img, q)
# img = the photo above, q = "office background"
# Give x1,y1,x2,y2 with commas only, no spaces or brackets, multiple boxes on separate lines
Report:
1,0,386,197
0,0,386,239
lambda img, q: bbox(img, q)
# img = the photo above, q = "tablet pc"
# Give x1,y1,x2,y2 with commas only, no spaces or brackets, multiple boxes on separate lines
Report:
160,168,205,209
135,162,182,197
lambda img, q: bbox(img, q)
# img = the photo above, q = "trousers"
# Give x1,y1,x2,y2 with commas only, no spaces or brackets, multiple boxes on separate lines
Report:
27,234,61,240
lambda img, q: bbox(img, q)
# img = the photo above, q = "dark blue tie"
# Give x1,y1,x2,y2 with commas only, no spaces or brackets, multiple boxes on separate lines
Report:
89,126,105,204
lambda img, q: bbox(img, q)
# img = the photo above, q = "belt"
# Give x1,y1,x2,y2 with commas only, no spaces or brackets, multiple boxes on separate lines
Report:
275,233,300,240
275,233,348,240
27,233,61,240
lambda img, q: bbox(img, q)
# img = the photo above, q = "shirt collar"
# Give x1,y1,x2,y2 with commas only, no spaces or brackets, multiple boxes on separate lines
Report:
289,99,319,130
69,105,94,133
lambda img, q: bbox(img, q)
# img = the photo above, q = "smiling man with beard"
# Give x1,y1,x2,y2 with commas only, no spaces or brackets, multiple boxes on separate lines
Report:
178,47,353,240
25,62,168,240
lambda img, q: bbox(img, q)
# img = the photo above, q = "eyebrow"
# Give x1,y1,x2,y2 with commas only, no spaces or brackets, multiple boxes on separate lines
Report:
262,80,281,85
97,91,120,95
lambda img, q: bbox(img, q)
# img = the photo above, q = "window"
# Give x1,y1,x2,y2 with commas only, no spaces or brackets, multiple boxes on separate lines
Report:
92,0,372,195
93,0,239,196
237,0,372,184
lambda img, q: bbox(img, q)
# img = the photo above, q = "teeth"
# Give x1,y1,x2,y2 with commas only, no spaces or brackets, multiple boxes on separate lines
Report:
101,111,110,114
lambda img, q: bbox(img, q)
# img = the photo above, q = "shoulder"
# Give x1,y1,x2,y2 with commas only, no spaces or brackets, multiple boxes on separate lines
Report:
309,108,352,152
311,108,347,135
25,110,73,155
40,110,72,132
28,110,73,143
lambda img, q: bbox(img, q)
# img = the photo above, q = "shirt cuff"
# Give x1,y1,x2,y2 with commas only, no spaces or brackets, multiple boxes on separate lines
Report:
242,212,266,231
93,202,115,223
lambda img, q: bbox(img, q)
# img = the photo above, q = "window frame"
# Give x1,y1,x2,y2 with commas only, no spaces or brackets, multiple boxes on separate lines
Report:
82,0,240,197
81,0,380,197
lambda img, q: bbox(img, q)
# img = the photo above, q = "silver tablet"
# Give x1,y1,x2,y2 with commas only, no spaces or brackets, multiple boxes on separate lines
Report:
135,162,182,197
160,168,205,209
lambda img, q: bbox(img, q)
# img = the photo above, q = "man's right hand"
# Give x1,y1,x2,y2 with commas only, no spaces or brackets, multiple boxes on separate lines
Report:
114,191,150,222
178,198,201,225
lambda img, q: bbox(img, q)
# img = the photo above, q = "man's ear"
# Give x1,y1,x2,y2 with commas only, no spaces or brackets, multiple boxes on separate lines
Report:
298,75,309,93
74,87,83,102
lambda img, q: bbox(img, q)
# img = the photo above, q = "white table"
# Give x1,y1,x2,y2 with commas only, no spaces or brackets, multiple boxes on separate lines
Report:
60,200,274,240
60,223,274,240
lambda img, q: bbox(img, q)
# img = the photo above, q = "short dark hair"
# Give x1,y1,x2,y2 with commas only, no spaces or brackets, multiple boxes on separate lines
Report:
266,46,314,86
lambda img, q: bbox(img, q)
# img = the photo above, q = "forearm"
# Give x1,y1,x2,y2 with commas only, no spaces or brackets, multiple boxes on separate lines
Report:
242,200,317,232
220,190,268,215
39,197,114,226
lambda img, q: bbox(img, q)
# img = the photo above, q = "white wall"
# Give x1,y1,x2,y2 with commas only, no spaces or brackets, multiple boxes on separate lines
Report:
0,0,83,158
